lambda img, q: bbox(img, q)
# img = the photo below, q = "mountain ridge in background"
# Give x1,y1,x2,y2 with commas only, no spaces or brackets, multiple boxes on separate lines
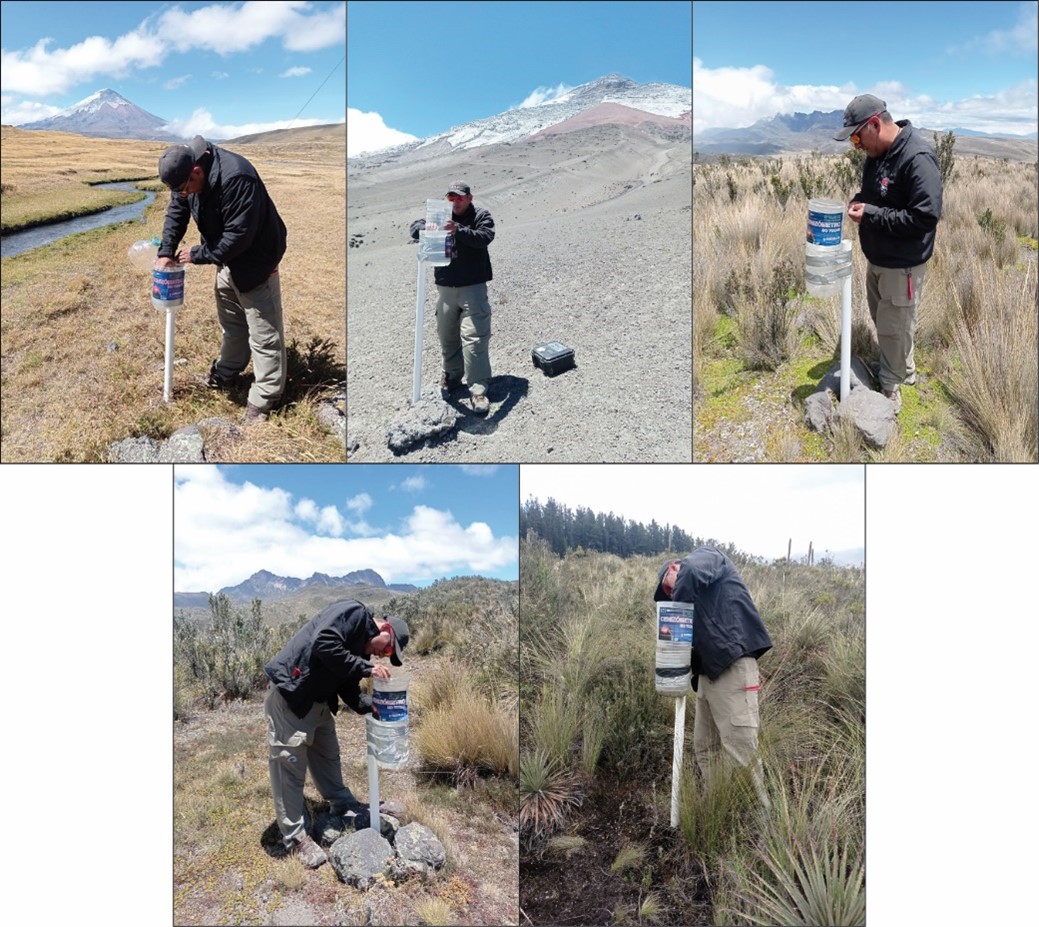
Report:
18,88,184,141
351,73,691,164
174,568,419,608
695,108,1038,161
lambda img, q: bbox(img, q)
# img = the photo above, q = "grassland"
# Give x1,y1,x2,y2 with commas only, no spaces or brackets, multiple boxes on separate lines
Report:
693,149,1038,462
519,539,865,926
0,126,345,462
174,580,519,926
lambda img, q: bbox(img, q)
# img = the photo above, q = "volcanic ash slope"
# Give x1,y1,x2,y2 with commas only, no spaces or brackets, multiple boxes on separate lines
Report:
346,123,692,462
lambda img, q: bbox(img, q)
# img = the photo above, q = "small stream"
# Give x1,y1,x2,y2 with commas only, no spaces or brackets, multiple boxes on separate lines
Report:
1,181,158,259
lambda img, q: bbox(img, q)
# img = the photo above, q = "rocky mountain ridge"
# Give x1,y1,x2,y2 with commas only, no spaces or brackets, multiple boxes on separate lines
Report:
18,88,183,141
175,568,418,607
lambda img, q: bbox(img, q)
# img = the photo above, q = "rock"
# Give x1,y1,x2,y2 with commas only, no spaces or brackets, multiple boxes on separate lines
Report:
328,828,397,890
817,356,873,395
315,810,348,847
385,393,461,455
836,387,897,449
158,425,206,462
393,822,446,875
106,435,161,462
803,390,835,433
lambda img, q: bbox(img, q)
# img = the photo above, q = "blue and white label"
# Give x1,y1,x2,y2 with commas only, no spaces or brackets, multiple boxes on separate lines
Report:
807,209,843,247
657,602,695,644
373,689,408,722
152,269,184,302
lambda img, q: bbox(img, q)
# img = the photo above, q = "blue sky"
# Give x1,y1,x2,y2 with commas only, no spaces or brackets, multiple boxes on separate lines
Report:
521,464,865,565
346,0,692,155
694,0,1038,136
174,464,519,593
1,1,345,138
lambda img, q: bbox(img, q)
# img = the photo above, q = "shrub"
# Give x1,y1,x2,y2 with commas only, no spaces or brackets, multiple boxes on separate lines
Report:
519,749,583,852
413,688,518,781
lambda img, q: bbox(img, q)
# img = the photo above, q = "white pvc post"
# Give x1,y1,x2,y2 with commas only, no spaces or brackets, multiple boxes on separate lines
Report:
163,308,176,403
412,257,426,406
840,240,852,402
367,753,380,835
670,695,686,827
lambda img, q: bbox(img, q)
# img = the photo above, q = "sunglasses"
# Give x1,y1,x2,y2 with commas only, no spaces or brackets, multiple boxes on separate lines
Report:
849,113,879,146
447,193,467,201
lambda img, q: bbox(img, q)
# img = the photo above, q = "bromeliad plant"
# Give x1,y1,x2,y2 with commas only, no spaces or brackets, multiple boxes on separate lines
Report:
519,749,584,853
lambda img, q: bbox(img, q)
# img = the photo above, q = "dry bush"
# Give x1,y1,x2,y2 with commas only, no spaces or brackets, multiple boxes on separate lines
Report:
414,688,519,780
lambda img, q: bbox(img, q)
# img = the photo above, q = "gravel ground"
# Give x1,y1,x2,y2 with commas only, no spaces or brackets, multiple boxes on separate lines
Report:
346,124,692,461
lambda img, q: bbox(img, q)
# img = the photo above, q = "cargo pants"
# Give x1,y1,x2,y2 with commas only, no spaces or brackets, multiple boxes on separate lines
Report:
866,262,926,392
693,656,770,809
264,684,360,847
212,266,287,412
435,282,492,397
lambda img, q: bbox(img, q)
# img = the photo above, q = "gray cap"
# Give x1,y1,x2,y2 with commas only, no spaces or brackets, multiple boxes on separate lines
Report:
447,180,471,196
158,135,209,188
833,94,887,140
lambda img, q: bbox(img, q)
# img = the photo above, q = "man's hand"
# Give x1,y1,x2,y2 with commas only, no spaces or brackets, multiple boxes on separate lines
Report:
371,664,391,680
155,256,178,269
443,220,456,233
848,202,865,225
176,247,193,264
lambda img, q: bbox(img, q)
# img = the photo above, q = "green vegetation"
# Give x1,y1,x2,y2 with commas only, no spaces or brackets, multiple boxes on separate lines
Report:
519,538,865,926
694,151,1038,461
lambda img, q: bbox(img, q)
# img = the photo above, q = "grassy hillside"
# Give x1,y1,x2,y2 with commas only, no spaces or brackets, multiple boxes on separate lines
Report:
519,540,864,926
1,126,345,462
693,150,1038,462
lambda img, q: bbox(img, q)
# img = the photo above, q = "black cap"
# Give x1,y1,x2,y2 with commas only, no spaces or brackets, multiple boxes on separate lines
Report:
385,616,409,666
447,180,471,196
653,559,681,602
833,94,886,140
158,135,209,188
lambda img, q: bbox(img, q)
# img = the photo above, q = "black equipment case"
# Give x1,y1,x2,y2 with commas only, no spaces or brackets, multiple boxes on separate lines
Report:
532,341,576,376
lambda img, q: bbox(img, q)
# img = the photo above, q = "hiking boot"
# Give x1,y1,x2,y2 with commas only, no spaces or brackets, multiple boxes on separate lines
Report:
904,371,918,386
439,372,462,399
290,834,327,869
471,393,489,416
883,386,902,414
243,401,269,424
205,360,237,391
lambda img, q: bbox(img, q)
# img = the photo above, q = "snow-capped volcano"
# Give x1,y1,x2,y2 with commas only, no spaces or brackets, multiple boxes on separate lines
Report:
352,73,691,161
19,88,183,141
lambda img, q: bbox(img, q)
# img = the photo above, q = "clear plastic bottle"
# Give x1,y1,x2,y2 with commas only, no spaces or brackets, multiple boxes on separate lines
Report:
127,236,161,273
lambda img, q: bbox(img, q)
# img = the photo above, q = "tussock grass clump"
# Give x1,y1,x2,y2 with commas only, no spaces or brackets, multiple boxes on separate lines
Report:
413,688,519,780
414,898,455,927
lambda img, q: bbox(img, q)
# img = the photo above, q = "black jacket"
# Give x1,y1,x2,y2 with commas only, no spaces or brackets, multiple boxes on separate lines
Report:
669,548,772,681
264,600,379,719
854,121,942,268
434,203,495,288
159,139,287,293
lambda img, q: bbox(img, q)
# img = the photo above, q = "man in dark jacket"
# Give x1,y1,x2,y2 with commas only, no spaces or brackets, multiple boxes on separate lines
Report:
156,136,288,423
416,180,496,415
835,94,943,414
655,548,772,806
262,600,409,868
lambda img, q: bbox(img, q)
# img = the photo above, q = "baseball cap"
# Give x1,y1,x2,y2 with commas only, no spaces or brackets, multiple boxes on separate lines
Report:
158,135,209,188
447,180,471,196
833,94,887,141
384,616,410,666
653,559,682,602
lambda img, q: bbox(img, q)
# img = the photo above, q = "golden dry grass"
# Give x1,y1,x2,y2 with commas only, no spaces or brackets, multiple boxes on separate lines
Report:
1,127,345,462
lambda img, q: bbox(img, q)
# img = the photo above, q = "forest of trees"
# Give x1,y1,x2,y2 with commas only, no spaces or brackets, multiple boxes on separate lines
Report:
520,496,756,564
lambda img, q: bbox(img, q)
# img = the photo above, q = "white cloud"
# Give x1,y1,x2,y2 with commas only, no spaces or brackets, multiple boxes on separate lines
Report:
0,96,62,125
347,107,418,156
174,468,517,591
0,1,345,96
693,58,1038,136
959,1,1039,56
164,74,192,91
460,465,500,477
212,71,230,80
161,106,342,140
517,83,573,108
280,66,312,78
400,476,427,492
